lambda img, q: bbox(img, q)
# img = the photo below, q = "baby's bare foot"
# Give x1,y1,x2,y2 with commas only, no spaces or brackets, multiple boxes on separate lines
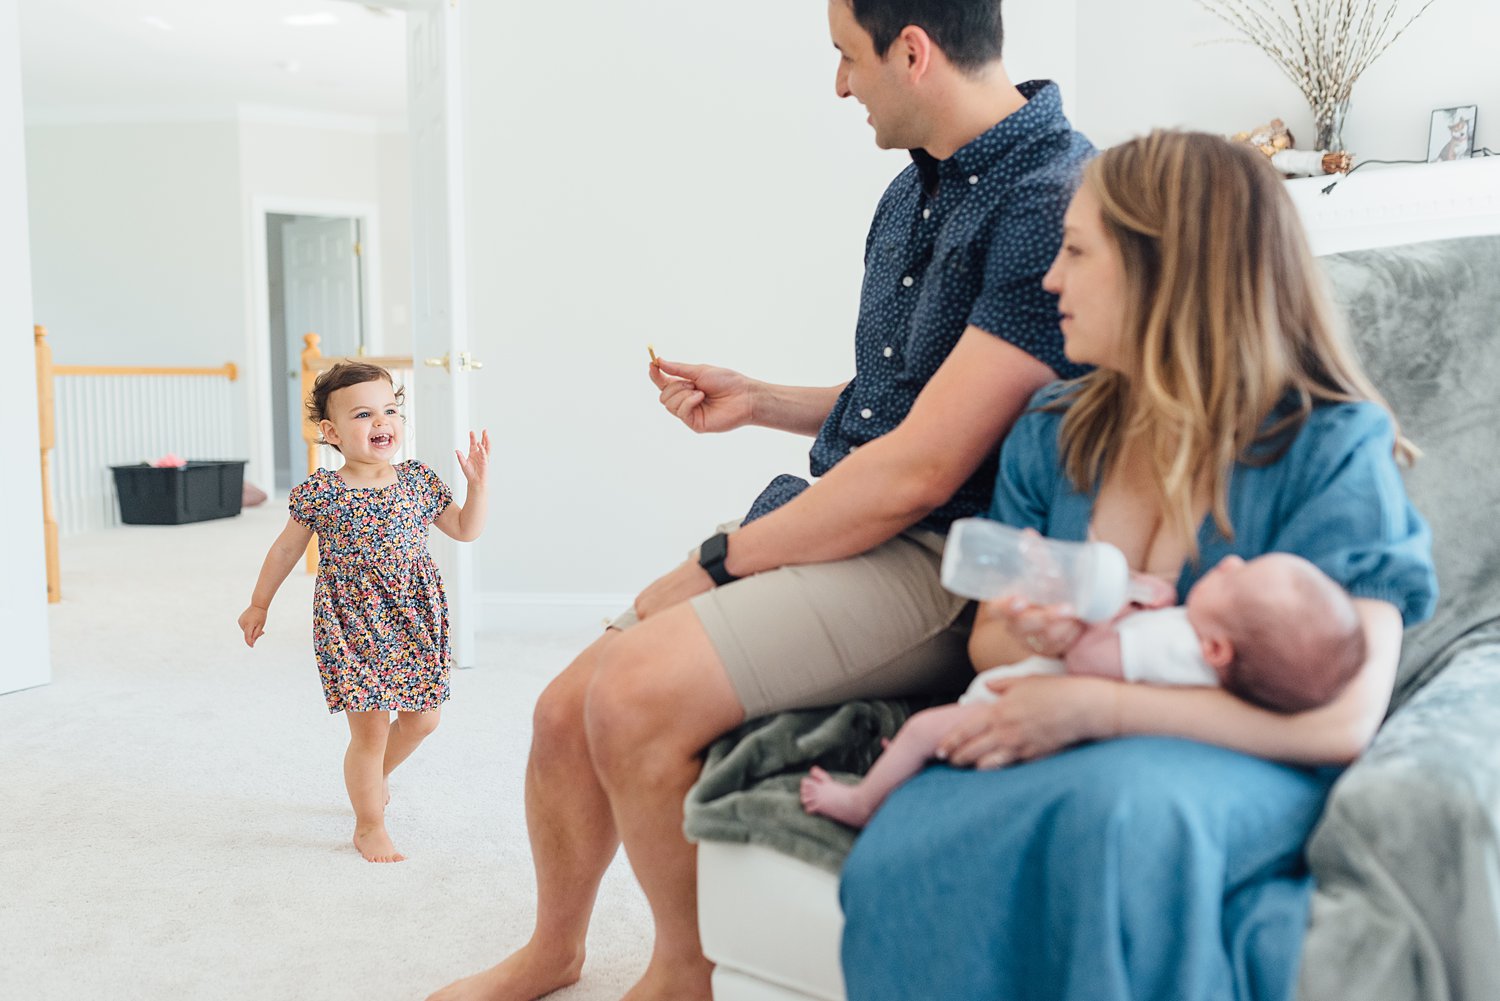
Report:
353,825,406,863
800,766,874,829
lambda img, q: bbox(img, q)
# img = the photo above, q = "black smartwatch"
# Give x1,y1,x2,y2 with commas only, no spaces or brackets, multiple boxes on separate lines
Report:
697,531,741,587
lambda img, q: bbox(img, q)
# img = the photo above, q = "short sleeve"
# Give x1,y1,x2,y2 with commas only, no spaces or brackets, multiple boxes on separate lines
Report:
405,461,453,524
986,385,1069,533
966,179,1089,381
1265,404,1437,625
288,475,321,531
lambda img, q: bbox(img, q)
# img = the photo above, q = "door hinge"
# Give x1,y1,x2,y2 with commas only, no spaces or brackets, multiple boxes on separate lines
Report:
353,240,363,257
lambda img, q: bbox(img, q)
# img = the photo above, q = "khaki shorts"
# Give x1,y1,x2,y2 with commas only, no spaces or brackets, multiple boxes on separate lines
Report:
610,522,976,718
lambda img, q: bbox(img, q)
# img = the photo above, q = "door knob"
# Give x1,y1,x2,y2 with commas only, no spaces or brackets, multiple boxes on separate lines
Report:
458,352,484,372
424,354,449,368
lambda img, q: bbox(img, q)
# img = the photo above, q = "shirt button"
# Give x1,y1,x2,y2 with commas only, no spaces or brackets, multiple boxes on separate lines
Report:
860,408,873,419
882,346,894,358
901,276,914,287
848,446,857,455
922,208,931,220
968,174,979,185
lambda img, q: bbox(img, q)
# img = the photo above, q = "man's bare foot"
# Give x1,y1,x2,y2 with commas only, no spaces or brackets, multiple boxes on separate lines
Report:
424,941,585,1001
799,766,875,829
619,953,714,1001
353,825,406,863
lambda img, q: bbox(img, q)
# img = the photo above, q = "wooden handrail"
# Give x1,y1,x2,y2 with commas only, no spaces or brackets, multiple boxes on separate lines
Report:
52,362,239,380
33,327,241,599
305,355,410,373
34,325,61,603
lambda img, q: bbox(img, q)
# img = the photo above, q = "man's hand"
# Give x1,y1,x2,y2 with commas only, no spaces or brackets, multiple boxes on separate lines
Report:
649,358,757,434
238,605,267,648
633,560,716,620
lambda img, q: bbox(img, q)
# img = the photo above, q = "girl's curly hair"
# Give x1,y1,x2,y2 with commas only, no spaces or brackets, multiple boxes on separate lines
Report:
306,362,405,451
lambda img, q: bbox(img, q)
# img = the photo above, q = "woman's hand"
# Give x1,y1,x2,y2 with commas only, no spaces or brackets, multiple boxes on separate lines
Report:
970,595,1087,668
649,358,758,434
938,674,1120,769
455,429,491,487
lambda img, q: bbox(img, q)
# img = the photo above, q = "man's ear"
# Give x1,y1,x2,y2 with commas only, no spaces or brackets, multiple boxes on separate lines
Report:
896,24,934,81
1200,633,1234,672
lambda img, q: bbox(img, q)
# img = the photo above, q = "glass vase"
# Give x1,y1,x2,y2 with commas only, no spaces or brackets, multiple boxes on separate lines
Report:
1314,99,1350,153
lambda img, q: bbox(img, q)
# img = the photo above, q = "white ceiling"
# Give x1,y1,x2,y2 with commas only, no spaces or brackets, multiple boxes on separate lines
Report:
17,0,407,125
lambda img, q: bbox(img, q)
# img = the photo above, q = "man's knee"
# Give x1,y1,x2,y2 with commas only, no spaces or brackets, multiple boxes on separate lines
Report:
582,643,661,754
533,660,596,752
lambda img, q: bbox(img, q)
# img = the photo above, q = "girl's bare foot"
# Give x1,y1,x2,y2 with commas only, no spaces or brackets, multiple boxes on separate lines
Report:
353,824,406,863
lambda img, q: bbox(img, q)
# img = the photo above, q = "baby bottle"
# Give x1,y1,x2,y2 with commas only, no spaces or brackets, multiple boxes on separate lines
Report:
940,518,1147,623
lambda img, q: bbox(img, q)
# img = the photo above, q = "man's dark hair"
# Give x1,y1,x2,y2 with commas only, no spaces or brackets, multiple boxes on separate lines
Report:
849,0,1004,73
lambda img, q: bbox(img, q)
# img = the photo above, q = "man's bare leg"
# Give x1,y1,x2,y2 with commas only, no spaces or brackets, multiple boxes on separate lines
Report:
427,630,625,1001
585,603,747,1001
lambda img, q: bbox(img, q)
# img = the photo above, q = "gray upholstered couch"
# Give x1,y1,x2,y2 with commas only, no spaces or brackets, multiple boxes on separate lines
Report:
687,232,1500,1001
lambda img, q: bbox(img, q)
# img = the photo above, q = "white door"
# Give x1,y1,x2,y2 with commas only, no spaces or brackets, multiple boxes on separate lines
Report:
282,215,363,481
408,1,478,668
2,0,51,695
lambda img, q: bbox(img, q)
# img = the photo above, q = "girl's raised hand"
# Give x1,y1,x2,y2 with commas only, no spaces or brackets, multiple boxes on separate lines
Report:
455,429,490,486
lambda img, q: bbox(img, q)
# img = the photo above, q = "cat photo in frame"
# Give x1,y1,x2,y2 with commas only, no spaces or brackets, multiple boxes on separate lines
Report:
1429,105,1478,162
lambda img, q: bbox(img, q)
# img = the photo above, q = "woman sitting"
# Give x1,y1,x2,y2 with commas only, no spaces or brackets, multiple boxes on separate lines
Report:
837,129,1438,1001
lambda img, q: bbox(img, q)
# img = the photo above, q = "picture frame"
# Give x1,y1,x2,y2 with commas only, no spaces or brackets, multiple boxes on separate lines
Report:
1428,105,1478,163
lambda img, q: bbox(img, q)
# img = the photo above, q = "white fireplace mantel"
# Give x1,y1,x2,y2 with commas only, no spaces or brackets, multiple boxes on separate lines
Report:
1287,155,1500,257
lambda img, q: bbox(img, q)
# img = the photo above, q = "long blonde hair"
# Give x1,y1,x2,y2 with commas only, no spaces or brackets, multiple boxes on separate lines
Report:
1054,130,1410,557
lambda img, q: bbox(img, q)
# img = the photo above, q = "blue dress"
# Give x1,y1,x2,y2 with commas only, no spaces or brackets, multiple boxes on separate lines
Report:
839,389,1437,1001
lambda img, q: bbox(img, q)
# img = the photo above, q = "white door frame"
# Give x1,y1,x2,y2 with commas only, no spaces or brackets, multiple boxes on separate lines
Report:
245,196,383,492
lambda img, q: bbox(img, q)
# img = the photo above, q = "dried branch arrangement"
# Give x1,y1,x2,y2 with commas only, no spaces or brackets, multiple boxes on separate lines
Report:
1197,0,1441,149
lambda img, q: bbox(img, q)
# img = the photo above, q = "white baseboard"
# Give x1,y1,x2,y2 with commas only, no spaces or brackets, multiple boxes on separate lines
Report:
474,592,634,633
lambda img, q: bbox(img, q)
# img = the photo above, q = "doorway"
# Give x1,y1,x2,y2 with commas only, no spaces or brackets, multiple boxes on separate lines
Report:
265,211,374,492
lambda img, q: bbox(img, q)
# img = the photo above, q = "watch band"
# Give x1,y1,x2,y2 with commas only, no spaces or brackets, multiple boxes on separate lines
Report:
697,531,741,587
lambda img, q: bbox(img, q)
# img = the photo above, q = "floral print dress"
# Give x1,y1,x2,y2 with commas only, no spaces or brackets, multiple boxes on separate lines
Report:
289,460,453,713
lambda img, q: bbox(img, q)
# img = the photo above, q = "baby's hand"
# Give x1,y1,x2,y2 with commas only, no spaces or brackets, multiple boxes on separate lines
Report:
238,606,267,648
1126,571,1177,610
456,429,491,488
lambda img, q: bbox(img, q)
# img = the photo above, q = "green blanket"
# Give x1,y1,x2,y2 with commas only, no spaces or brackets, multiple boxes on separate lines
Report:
683,697,935,874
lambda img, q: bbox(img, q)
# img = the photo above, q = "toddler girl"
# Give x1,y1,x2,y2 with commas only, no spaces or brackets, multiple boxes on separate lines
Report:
237,361,489,862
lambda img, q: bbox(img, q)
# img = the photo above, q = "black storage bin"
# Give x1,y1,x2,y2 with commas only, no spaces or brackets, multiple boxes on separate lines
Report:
111,460,247,525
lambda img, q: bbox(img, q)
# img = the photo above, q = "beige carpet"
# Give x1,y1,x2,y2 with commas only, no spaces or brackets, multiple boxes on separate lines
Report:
0,501,651,1000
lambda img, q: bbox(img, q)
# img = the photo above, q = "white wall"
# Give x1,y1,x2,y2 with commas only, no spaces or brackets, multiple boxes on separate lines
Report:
1073,0,1498,158
24,114,413,493
462,0,912,600
25,122,245,367
459,0,1495,610
24,120,253,468
377,131,413,355
1,0,52,695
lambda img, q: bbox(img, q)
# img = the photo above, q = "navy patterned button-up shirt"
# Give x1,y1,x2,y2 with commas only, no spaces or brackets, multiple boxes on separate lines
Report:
747,80,1095,532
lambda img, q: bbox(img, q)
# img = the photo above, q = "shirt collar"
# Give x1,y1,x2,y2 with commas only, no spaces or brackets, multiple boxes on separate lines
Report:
909,79,1064,191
